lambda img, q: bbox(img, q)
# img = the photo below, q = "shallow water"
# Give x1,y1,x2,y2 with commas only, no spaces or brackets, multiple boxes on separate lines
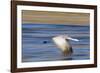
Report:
22,24,90,62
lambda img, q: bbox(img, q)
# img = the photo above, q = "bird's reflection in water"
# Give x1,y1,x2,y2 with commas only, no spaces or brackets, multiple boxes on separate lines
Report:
62,57,73,60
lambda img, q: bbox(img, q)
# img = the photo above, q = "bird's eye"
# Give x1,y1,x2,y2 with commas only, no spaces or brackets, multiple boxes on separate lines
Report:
43,41,47,44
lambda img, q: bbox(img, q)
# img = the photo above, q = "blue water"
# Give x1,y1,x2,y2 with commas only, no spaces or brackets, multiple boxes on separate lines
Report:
22,24,90,62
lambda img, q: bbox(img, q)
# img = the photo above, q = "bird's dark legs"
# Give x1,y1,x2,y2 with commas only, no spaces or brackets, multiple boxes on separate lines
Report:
62,47,73,56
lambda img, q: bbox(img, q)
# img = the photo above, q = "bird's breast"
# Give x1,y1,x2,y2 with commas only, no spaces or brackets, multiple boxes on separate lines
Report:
52,36,71,52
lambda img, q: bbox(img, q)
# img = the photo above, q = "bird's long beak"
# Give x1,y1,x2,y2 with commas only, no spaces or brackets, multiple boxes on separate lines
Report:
67,37,79,41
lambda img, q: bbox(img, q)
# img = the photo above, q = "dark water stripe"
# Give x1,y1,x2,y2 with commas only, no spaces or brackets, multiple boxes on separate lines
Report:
22,31,89,34
22,28,89,32
22,24,89,31
22,24,89,28
22,34,90,37
22,27,89,30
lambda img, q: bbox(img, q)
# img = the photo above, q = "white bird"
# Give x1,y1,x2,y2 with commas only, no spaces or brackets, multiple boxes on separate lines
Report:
52,35,79,56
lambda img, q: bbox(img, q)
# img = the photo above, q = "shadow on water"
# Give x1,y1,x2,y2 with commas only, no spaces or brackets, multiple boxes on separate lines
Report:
62,57,73,60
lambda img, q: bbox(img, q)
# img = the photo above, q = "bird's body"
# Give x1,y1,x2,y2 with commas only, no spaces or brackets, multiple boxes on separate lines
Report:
52,35,79,56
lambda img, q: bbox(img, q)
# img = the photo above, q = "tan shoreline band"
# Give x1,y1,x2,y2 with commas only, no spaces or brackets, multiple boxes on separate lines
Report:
22,10,90,25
